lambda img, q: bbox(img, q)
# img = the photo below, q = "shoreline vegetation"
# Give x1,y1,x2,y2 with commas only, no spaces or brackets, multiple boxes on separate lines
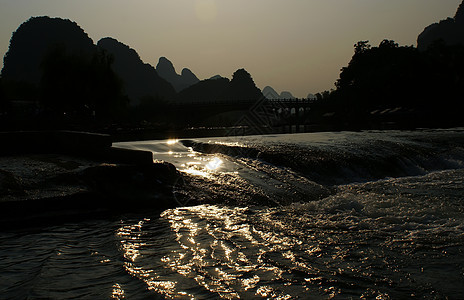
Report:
1,2,464,135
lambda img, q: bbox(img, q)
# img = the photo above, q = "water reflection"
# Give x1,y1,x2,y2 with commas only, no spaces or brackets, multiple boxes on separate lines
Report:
117,218,189,298
117,206,313,298
166,139,179,145
206,157,223,170
114,138,231,179
110,167,464,299
180,149,226,179
111,283,125,299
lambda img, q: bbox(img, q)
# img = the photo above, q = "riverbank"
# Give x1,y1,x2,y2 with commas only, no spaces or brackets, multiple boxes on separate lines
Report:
0,131,181,229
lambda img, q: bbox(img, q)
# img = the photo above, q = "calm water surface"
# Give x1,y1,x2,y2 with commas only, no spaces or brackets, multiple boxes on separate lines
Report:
1,129,464,299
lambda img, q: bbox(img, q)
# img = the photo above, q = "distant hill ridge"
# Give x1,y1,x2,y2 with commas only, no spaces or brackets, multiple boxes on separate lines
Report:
156,57,200,92
178,68,263,103
1,16,95,84
1,15,265,106
97,37,175,104
262,86,296,100
417,0,464,50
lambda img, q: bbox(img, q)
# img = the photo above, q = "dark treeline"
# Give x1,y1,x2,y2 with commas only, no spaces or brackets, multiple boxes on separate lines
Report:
309,39,464,130
2,2,464,134
39,44,128,124
309,1,464,130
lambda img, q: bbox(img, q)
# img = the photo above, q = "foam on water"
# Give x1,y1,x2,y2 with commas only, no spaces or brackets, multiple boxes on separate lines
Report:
113,170,464,298
180,129,464,185
1,129,464,298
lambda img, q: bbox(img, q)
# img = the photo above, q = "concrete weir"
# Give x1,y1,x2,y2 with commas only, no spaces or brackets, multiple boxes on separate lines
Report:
0,131,181,228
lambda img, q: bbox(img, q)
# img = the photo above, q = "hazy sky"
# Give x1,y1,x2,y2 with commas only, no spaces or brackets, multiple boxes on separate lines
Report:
0,0,461,97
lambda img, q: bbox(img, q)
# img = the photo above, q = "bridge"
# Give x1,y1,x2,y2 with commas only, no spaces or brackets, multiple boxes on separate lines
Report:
169,98,317,133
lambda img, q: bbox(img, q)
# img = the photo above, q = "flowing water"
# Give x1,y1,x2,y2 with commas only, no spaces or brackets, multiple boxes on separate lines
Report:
1,129,464,299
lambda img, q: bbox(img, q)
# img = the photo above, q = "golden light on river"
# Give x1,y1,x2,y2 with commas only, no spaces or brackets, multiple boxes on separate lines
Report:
166,139,179,145
206,156,223,170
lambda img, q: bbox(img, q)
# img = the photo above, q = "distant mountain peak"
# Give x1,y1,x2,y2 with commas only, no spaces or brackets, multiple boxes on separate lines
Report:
157,56,177,75
280,91,295,99
97,38,175,103
181,68,193,76
181,68,200,84
178,68,262,102
156,57,200,92
230,69,254,85
262,86,296,99
262,86,280,99
209,75,225,80
455,0,464,24
2,16,95,83
417,0,464,50
307,93,316,100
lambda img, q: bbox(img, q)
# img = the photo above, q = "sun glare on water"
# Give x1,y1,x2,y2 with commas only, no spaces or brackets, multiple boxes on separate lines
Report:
180,156,224,178
206,157,223,170
166,139,178,145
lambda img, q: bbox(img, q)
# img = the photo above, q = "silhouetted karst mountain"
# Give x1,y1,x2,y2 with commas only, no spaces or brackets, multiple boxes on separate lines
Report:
97,38,175,104
263,86,296,99
417,0,464,50
0,17,129,125
156,57,199,92
455,1,464,24
307,93,316,100
223,69,263,100
156,57,177,84
177,77,230,102
262,86,280,99
1,16,95,84
280,91,295,99
178,68,263,102
209,75,225,80
181,68,200,87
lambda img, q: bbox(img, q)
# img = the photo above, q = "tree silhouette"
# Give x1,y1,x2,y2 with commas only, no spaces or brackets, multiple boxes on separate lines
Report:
222,68,263,101
354,41,371,54
39,43,127,124
322,38,464,129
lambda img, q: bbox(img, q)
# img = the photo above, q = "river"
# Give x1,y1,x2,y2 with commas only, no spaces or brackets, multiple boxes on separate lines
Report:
1,129,464,299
